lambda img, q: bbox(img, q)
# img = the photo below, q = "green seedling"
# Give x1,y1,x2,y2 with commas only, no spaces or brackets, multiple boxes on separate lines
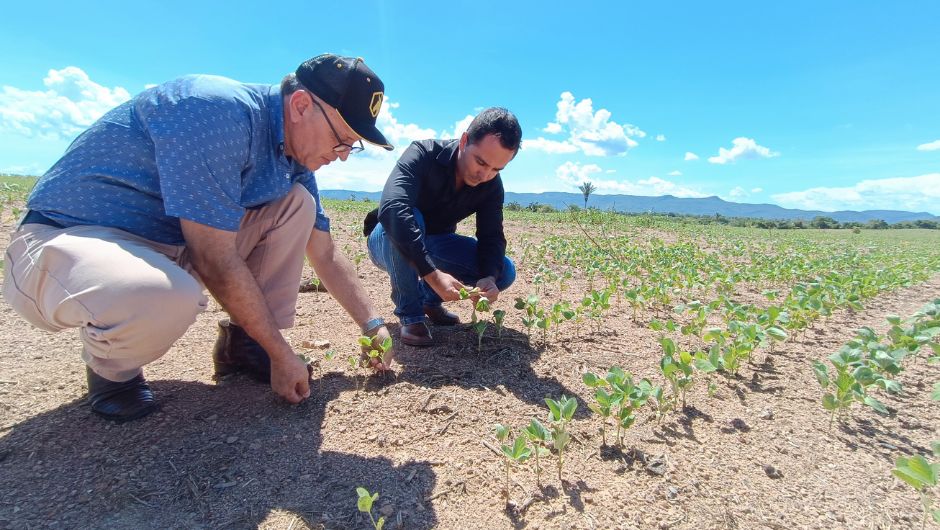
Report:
812,348,890,430
892,447,940,528
356,486,385,530
580,289,612,332
494,424,531,499
545,395,578,481
549,301,577,341
472,296,490,323
459,286,482,300
657,337,717,412
582,373,615,445
471,319,488,352
358,335,394,368
609,369,653,447
514,295,541,341
522,418,552,487
492,309,507,339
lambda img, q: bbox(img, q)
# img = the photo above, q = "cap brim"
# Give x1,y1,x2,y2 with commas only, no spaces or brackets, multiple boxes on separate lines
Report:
354,123,394,151
333,111,394,151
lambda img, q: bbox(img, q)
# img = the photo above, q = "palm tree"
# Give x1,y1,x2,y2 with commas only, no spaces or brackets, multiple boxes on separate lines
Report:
578,181,597,209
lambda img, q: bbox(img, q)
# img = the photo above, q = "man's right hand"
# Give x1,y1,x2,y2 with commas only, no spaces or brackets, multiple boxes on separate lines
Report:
422,270,465,302
270,354,312,404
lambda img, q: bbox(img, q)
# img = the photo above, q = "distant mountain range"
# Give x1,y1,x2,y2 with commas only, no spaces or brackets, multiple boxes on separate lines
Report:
321,190,939,224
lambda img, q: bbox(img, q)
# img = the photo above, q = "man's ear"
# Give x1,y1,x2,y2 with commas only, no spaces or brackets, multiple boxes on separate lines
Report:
459,131,468,152
288,91,313,123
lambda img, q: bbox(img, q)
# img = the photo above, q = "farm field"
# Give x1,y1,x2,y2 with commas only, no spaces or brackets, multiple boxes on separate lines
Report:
1,194,939,529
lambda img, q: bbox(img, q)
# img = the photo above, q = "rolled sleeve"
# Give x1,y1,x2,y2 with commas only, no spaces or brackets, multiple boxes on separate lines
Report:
297,172,331,232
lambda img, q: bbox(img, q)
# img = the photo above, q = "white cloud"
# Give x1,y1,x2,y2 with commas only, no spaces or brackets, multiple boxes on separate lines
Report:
555,162,706,198
320,102,469,190
684,152,699,161
1,163,47,175
656,134,666,142
440,115,475,140
377,100,437,147
555,161,603,185
916,139,940,151
708,137,779,165
751,187,763,193
668,170,682,176
0,66,131,140
522,137,578,154
528,91,643,156
771,173,940,215
728,186,748,199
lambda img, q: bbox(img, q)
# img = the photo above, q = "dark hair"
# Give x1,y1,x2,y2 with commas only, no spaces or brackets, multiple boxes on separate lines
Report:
466,107,522,155
280,73,304,96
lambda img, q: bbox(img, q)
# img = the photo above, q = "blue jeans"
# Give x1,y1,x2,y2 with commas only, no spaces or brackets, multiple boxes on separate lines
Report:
367,209,516,325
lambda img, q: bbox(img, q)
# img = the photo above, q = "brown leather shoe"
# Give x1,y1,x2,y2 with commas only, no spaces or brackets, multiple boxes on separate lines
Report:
423,305,460,326
212,319,272,383
400,321,434,347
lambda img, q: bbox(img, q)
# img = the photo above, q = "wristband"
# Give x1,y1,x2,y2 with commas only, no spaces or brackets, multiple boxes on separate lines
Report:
360,317,386,335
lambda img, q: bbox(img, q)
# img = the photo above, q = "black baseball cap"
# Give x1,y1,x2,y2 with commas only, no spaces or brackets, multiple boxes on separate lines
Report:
295,54,393,151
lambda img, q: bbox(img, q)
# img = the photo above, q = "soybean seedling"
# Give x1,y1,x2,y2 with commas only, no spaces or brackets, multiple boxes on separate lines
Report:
492,309,507,339
582,372,614,445
522,418,552,487
591,367,653,448
514,295,541,342
892,443,939,528
459,286,482,301
811,348,889,431
494,424,531,500
545,395,578,482
355,486,385,530
358,335,394,369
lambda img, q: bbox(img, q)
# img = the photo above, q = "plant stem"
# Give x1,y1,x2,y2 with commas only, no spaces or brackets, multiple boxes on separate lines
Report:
504,460,510,500
533,445,541,488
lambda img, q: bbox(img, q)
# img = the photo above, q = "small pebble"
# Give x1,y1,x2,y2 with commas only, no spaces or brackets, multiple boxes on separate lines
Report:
226,436,238,444
763,464,783,479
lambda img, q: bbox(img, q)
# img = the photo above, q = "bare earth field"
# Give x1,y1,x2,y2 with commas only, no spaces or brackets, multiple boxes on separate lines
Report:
1,204,938,530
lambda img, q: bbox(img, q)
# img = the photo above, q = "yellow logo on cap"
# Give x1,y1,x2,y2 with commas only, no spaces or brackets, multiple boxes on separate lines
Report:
369,92,383,118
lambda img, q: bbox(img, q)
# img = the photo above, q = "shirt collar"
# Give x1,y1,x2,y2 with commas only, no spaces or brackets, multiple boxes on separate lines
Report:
435,139,460,168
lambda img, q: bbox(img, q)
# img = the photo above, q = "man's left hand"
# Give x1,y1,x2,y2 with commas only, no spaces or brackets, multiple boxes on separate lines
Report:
476,276,500,303
361,325,395,371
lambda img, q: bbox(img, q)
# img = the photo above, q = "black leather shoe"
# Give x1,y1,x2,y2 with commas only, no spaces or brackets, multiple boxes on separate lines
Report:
400,321,434,347
424,305,460,326
212,319,272,383
86,367,158,423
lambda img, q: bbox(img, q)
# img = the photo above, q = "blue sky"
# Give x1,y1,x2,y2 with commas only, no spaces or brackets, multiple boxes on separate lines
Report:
1,1,938,214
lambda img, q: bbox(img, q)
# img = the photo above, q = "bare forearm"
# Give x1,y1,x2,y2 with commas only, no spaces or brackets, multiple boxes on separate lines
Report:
196,254,292,361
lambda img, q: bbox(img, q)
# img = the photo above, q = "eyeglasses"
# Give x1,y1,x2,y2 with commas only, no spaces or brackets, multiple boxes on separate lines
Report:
308,95,364,155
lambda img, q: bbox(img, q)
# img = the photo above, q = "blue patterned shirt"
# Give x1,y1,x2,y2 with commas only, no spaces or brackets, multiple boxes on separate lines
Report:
27,75,330,245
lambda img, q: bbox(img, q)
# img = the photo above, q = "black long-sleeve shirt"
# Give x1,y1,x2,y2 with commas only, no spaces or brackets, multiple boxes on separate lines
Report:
366,139,506,278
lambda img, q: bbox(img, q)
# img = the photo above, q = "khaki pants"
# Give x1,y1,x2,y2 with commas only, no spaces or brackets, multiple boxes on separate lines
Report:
2,184,315,382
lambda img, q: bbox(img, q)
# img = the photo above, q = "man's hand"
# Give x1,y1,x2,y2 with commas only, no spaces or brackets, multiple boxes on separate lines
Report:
476,276,500,303
423,270,465,302
270,354,312,404
361,325,395,372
